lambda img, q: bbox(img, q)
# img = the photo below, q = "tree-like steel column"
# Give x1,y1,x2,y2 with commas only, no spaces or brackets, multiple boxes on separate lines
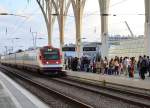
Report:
98,0,110,58
36,0,55,45
52,0,71,49
145,0,150,56
71,0,86,58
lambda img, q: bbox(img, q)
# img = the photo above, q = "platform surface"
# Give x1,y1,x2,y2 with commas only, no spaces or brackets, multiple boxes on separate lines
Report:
0,81,16,108
0,71,49,108
65,70,150,90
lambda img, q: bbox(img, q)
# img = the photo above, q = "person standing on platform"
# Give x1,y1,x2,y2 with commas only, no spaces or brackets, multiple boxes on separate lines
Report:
100,58,105,74
96,57,101,74
95,55,104,74
72,57,78,71
119,57,123,75
127,57,131,76
77,58,81,71
103,57,108,74
114,57,119,75
140,55,148,80
129,57,135,78
65,58,68,70
83,56,90,72
147,56,150,77
137,56,142,78
92,61,96,73
108,58,114,75
123,57,128,76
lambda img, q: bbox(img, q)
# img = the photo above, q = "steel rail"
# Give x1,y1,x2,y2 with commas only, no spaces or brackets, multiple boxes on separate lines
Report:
1,64,150,107
0,65,93,108
51,77,150,108
62,76,150,99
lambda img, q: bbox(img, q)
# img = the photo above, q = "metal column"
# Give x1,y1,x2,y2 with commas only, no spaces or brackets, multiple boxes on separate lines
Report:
99,0,110,58
145,0,150,56
71,0,86,58
36,0,55,46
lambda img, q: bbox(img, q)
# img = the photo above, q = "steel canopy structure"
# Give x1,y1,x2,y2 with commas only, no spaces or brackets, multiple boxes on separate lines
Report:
31,0,149,57
145,0,150,57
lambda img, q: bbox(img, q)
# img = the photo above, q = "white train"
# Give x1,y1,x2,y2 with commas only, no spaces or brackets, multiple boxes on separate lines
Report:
0,46,64,75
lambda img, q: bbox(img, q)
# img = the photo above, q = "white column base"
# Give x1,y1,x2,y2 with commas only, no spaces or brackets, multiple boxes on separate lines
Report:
145,22,150,57
101,34,109,58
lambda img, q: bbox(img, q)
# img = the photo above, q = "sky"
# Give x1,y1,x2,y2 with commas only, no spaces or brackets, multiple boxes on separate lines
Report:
0,0,145,54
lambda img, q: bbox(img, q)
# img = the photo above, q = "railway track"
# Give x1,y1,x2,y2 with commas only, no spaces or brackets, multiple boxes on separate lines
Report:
0,65,149,108
51,77,150,108
0,65,93,108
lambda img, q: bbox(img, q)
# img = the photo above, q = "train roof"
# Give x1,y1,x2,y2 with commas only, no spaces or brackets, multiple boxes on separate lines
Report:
2,46,60,56
42,45,60,50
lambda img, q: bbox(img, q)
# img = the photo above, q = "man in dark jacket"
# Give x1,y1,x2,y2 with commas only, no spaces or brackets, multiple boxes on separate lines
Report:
140,55,148,80
72,57,78,71
137,56,142,78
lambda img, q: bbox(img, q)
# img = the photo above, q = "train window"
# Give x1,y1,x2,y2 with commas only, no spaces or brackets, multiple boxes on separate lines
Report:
44,54,59,60
44,52,58,55
62,47,76,51
83,47,96,51
43,49,59,60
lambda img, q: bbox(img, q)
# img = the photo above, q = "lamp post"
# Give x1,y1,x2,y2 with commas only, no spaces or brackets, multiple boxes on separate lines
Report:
4,46,8,55
31,32,37,48
30,26,46,48
8,38,21,53
35,37,45,48
0,46,8,55
30,27,38,49
0,13,26,53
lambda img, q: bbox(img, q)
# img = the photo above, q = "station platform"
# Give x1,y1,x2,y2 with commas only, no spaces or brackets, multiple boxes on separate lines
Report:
0,71,49,108
65,70,150,90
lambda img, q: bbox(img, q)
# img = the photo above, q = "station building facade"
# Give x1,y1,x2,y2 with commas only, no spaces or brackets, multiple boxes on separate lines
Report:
108,36,146,59
62,36,146,60
62,42,101,59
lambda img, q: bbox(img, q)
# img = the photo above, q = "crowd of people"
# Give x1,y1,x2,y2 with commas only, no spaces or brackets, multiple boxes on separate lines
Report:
64,55,150,80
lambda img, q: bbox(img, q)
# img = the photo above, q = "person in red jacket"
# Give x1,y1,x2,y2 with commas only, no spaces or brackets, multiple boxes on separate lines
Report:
129,57,136,78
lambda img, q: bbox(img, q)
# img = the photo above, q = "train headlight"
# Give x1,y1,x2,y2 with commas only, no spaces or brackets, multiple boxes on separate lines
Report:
46,62,49,64
56,62,58,64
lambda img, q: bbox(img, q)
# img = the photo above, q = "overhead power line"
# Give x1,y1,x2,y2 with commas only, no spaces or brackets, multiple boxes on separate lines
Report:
0,13,27,18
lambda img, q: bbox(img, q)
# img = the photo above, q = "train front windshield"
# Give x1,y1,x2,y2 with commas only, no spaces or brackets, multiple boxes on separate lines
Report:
42,48,59,60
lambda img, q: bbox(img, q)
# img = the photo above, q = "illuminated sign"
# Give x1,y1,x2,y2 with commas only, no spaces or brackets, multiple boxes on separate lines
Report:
47,48,52,51
83,47,96,51
62,47,76,51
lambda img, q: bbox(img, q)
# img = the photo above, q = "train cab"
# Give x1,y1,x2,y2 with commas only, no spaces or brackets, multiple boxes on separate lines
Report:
39,46,63,73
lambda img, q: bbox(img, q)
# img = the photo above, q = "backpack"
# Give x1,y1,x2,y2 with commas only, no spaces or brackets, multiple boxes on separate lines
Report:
141,59,147,68
148,59,150,66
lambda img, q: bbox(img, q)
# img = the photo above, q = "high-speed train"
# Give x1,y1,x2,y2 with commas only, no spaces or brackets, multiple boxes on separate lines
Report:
0,46,64,75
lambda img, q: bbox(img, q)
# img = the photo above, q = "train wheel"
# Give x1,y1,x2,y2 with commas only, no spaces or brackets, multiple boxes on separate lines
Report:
59,71,66,77
38,70,43,75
